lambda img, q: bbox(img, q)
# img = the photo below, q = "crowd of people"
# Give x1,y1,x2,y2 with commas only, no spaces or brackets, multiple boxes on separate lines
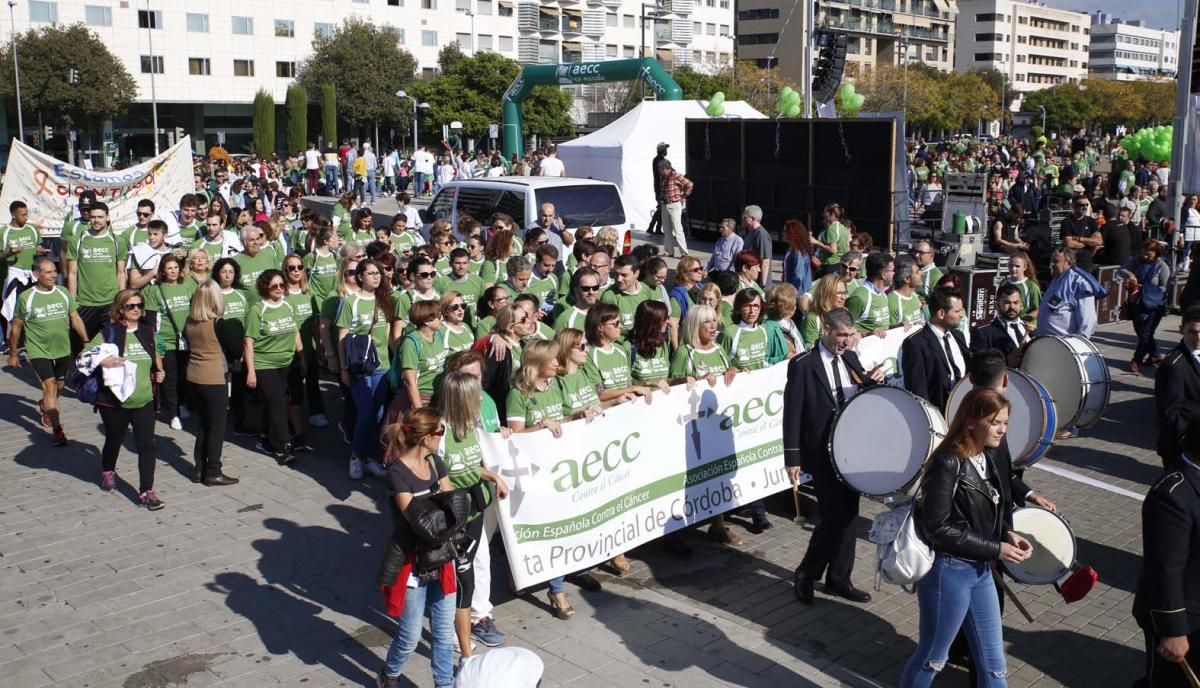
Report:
1,130,1198,687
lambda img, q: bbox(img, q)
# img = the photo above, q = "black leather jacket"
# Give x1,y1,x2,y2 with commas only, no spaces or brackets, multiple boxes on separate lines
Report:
917,450,1012,562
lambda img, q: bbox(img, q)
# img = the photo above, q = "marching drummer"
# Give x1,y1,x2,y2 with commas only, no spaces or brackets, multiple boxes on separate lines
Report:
1134,416,1200,687
970,285,1030,369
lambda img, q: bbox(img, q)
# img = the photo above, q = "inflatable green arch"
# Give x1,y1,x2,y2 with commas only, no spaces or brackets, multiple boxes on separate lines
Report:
501,58,683,159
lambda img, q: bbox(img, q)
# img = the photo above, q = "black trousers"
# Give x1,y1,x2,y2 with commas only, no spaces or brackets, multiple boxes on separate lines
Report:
160,349,190,419
1143,630,1200,688
797,461,861,586
647,202,664,233
192,383,228,475
99,403,157,493
230,362,249,430
304,353,325,414
256,366,291,453
74,304,110,353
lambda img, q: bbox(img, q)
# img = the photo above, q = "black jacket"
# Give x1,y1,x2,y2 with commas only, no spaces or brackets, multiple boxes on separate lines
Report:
902,324,969,412
917,450,1013,562
782,346,874,471
1155,343,1200,462
969,318,1027,359
95,321,158,409
1134,461,1200,637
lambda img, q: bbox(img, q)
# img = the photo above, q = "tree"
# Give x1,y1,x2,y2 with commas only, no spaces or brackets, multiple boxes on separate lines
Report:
321,84,337,145
253,90,276,157
673,66,737,101
295,17,417,132
0,23,136,132
286,86,308,153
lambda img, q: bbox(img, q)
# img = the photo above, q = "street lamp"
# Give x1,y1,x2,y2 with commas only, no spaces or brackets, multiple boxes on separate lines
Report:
144,0,160,155
458,9,476,56
640,3,669,61
396,90,431,152
7,1,23,144
1038,105,1046,132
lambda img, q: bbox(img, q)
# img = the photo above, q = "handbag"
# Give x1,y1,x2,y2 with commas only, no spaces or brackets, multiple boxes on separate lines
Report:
342,298,381,378
871,502,935,590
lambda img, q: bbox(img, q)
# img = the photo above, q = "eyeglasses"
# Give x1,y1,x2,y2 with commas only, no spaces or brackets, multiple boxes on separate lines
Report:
492,295,510,303
912,250,932,255
842,265,860,273
361,270,381,277
122,302,145,311
579,285,600,292
286,265,304,272
269,282,286,290
448,303,465,311
742,303,762,309
415,271,437,279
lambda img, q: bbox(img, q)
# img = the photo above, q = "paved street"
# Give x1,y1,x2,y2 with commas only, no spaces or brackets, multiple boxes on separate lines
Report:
0,211,1163,687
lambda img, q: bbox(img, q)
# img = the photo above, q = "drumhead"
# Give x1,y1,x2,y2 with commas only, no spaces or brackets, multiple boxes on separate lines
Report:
946,371,1055,466
1004,507,1077,585
1069,337,1111,428
1022,337,1085,429
829,386,947,498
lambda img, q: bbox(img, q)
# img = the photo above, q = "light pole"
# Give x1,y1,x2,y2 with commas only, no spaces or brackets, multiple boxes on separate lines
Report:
1038,105,1046,132
144,0,160,154
396,91,430,153
7,1,23,144
640,3,668,61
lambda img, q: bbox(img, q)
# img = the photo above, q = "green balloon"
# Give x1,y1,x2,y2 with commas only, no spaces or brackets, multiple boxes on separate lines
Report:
711,91,725,105
781,86,795,98
786,103,801,118
842,83,857,97
785,91,801,105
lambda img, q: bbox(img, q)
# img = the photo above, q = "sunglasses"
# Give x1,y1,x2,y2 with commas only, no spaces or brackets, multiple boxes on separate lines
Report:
690,267,704,273
122,302,145,311
604,320,620,328
579,285,600,292
842,265,860,273
430,425,446,437
269,282,286,289
136,211,153,218
574,343,587,352
286,265,304,272
415,271,437,279
448,303,465,311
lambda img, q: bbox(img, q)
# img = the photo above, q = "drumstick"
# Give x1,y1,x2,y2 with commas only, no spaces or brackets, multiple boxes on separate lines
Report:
997,573,1035,623
1181,659,1200,688
789,474,805,524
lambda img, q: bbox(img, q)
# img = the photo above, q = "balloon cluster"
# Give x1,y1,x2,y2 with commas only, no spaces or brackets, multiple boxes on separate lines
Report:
836,83,865,116
1121,125,1173,163
777,87,801,118
706,92,726,117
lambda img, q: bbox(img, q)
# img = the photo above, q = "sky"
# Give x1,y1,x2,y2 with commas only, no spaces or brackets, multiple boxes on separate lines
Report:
1049,0,1183,31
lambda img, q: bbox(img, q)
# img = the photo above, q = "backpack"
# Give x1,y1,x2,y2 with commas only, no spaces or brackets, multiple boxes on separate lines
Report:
72,323,125,407
870,501,934,591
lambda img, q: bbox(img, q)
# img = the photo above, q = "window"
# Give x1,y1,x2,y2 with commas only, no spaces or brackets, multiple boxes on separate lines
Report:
693,21,701,33
276,61,296,77
137,9,161,29
188,58,211,75
390,26,406,43
737,33,778,45
738,8,779,19
233,59,255,77
499,35,513,51
422,67,437,78
705,22,715,35
499,5,512,16
607,13,617,27
29,1,57,23
478,34,493,49
315,22,334,38
140,55,164,73
974,52,998,62
456,0,470,10
623,14,634,28
719,0,728,8
623,45,635,57
606,44,617,57
389,0,403,4
719,24,729,36
457,32,472,50
478,0,492,14
422,30,438,46
232,16,253,35
186,12,208,32
422,0,437,8
275,19,295,37
84,5,112,26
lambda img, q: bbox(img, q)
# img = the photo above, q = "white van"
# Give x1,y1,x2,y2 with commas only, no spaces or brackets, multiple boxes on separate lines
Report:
420,177,633,252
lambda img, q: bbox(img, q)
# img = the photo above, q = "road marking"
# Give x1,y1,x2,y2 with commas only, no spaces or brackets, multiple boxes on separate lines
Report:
1031,461,1145,501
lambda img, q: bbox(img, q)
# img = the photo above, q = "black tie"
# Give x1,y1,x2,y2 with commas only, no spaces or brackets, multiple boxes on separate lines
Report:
831,355,847,408
1009,322,1024,346
943,332,962,381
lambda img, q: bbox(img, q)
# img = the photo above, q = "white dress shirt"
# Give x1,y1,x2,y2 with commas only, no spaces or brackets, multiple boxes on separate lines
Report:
997,317,1028,348
818,342,857,405
928,322,967,381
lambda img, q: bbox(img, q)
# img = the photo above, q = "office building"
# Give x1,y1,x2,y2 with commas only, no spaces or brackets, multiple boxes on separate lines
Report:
955,0,1090,94
1088,19,1179,81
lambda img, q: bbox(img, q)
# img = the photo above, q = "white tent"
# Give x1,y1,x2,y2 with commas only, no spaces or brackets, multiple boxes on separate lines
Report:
556,100,766,231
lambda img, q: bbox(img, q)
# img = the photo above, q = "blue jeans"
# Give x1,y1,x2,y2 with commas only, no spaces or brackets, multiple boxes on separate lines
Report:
366,171,377,203
1132,304,1165,363
899,555,1007,688
351,370,389,460
383,578,455,686
324,165,338,191
414,172,427,196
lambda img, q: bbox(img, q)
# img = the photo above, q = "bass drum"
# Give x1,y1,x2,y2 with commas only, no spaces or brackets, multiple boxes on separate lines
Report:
946,369,1057,468
1003,507,1077,585
829,386,948,499
1020,335,1110,429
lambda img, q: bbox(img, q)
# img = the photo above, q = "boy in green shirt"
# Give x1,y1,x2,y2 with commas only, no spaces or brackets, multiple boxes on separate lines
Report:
65,201,128,342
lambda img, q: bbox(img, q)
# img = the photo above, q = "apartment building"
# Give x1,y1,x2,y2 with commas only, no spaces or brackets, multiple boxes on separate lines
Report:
1088,18,1179,81
954,0,1090,93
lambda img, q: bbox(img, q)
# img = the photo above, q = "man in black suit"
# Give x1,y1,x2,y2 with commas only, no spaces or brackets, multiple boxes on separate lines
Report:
784,307,884,605
970,283,1031,367
902,286,969,412
1155,305,1200,468
1134,416,1200,686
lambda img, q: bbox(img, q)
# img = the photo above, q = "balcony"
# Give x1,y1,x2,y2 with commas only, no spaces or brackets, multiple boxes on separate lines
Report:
539,12,561,33
517,36,540,63
517,2,539,31
665,0,693,14
897,24,948,42
561,49,583,63
561,13,583,33
581,10,606,36
671,19,693,44
821,15,895,37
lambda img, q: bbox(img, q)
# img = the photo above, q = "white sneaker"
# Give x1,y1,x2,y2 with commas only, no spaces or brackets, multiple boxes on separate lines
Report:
309,413,329,428
169,417,183,430
366,460,387,477
178,407,190,420
452,634,477,654
349,457,364,480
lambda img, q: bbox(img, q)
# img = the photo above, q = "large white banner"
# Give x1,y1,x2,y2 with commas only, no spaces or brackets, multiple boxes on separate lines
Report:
0,137,195,236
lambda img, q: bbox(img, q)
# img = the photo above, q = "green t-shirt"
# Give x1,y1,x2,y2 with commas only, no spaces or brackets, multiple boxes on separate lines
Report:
60,217,87,246
479,259,507,286
146,281,197,352
820,221,850,265
394,288,441,325
67,230,127,307
87,326,156,409
193,236,233,264
332,204,352,231
398,331,450,396
304,249,340,303
468,257,485,277
553,305,590,333
336,293,392,372
669,343,731,379
723,324,768,371
441,426,490,517
630,344,671,384
583,341,632,390
391,230,425,256
917,265,944,301
846,283,892,334
522,321,555,345
14,286,75,359
801,312,823,347
234,250,280,297
1005,277,1042,317
218,287,249,345
245,299,298,370
738,278,765,298
556,369,601,417
1,224,40,271
285,288,318,351
433,273,485,321
599,283,653,335
121,225,150,247
437,322,475,353
473,315,496,339
888,290,925,329
506,382,566,426
434,256,453,277
526,272,559,307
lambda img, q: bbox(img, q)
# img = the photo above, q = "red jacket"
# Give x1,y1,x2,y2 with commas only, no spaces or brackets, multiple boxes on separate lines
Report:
380,551,456,617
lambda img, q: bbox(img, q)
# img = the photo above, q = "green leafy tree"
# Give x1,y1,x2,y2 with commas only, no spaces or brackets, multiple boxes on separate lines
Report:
673,66,738,101
296,17,417,131
0,23,136,132
286,85,308,153
253,90,276,157
321,84,337,145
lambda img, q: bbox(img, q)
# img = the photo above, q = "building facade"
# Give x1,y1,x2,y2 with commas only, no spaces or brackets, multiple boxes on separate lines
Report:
954,0,1090,94
734,0,957,89
1088,19,1179,81
1,0,732,158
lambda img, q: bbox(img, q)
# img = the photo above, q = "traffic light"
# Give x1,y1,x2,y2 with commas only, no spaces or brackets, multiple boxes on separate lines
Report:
812,30,848,104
